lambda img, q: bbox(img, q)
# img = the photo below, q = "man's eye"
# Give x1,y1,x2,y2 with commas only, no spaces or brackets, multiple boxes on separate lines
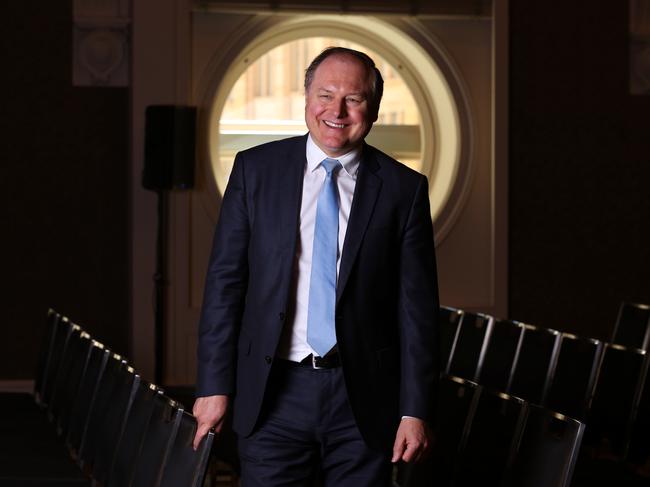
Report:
347,98,361,104
320,94,332,100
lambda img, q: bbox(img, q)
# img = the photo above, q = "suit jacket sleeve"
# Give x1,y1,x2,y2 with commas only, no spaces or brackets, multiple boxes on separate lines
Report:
398,174,440,422
196,152,249,397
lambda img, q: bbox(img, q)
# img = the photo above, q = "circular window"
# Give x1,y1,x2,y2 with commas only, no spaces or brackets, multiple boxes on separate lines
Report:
205,15,472,242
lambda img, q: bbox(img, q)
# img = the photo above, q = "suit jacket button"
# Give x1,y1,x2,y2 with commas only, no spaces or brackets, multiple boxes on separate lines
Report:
279,312,285,321
265,356,272,364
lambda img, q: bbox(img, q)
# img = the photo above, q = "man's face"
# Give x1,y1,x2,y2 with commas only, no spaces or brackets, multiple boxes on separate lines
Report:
305,54,377,158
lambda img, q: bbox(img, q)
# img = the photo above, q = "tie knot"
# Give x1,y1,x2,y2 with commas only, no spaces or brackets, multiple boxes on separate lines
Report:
321,158,340,175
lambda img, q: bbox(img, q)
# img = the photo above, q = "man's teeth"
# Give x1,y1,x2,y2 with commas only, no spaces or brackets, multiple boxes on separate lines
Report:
324,121,346,128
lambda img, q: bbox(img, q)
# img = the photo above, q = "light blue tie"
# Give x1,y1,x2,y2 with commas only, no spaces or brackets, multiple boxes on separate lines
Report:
307,158,341,357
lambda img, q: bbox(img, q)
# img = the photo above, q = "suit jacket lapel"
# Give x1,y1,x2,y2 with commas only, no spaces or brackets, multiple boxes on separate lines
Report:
337,146,382,302
277,136,307,265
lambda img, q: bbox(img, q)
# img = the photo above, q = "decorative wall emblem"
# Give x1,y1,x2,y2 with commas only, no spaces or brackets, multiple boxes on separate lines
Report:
73,0,131,87
630,0,650,94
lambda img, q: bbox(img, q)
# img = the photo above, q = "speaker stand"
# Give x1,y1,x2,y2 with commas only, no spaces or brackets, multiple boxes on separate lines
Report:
154,189,168,385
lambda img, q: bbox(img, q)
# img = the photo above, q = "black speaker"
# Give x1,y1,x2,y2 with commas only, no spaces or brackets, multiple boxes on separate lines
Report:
143,105,196,190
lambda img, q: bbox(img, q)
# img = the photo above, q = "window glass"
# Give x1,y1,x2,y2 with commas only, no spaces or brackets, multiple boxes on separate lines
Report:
218,37,423,177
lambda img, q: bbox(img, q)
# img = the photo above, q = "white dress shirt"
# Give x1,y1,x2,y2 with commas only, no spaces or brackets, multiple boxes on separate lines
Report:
277,134,361,361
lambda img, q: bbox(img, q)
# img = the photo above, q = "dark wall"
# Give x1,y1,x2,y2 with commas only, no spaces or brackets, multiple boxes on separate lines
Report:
509,1,650,340
0,3,129,378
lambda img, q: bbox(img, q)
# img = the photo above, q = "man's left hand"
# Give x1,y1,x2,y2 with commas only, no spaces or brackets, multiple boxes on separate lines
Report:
391,417,433,463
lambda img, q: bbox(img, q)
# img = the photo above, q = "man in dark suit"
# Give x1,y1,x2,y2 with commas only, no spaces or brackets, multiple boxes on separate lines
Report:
193,47,439,486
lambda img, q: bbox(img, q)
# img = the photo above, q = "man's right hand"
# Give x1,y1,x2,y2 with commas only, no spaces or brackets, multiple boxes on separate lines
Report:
192,394,229,450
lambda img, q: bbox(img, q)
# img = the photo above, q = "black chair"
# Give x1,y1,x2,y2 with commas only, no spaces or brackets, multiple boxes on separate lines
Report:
545,333,603,421
504,404,585,487
160,410,215,487
1,319,85,457
439,306,463,373
0,320,82,434
40,315,77,408
32,308,62,405
435,376,479,486
47,326,90,427
627,353,650,466
56,331,93,437
454,387,527,486
78,351,129,471
397,375,479,487
589,344,647,458
611,301,650,351
92,365,140,485
0,308,69,419
447,312,492,381
108,381,162,487
131,393,184,486
0,308,62,413
66,340,110,457
508,324,560,405
478,319,525,392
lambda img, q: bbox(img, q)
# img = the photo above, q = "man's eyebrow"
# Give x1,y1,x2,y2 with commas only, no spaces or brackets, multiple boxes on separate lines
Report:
316,88,366,97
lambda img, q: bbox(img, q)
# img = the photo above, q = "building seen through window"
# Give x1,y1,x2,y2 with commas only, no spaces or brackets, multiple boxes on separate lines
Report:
218,37,423,185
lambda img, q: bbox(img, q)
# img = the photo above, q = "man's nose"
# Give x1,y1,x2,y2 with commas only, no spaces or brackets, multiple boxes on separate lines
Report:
333,98,347,118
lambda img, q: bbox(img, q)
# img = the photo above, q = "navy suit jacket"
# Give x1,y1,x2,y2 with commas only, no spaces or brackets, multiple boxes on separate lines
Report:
197,134,439,450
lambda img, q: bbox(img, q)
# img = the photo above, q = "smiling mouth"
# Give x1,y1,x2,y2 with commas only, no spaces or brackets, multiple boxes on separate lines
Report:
323,120,347,129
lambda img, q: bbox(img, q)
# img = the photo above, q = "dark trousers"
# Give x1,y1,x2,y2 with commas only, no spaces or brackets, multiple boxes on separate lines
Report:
238,360,392,487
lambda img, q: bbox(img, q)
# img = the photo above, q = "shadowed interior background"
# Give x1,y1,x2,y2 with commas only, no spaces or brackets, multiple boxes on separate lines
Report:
1,1,649,379
1,2,129,378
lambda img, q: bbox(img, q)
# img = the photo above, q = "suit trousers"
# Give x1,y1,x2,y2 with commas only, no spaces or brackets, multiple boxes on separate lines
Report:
237,359,392,487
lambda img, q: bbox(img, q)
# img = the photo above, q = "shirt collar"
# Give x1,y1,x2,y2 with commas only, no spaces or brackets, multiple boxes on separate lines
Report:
306,134,362,178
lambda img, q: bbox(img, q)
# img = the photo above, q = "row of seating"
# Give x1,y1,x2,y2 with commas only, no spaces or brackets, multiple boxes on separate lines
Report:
439,304,650,465
0,309,214,486
611,301,650,351
398,374,585,487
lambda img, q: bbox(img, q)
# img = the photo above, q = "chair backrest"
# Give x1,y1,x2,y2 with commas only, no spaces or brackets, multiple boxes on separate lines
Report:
160,411,215,487
66,339,109,456
588,343,647,458
439,306,463,373
454,388,527,486
397,375,479,487
627,353,650,465
92,365,140,485
545,333,603,421
40,315,75,407
611,302,650,351
108,381,161,487
33,308,60,403
435,375,479,486
447,312,492,381
48,327,91,429
56,332,93,437
504,405,585,487
508,325,560,404
478,319,525,392
78,352,129,470
131,393,183,487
